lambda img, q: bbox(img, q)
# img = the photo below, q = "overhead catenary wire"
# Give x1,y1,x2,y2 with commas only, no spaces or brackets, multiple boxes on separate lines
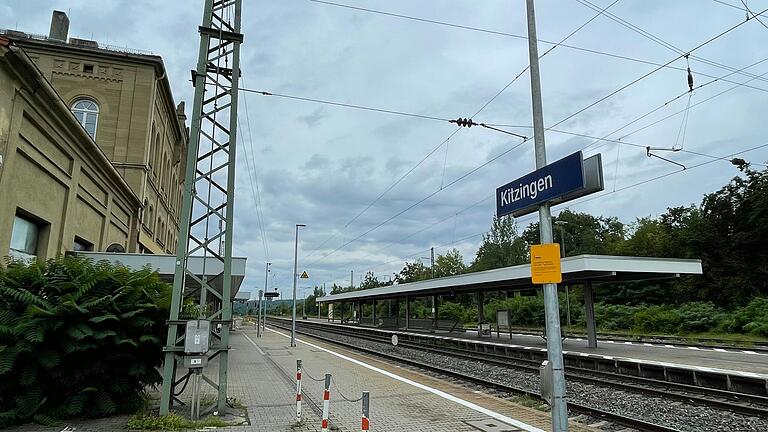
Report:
741,0,768,30
303,0,619,262
306,0,768,94
575,0,768,85
306,11,764,268
238,76,271,261
366,141,768,278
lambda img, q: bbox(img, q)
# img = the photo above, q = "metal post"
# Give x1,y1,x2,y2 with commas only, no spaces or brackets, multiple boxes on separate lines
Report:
477,291,485,324
321,373,332,432
361,391,370,432
431,294,437,332
525,0,568,429
263,262,271,333
584,280,597,349
405,296,410,329
430,246,435,278
295,359,303,421
257,290,263,337
159,0,243,416
372,299,376,326
291,224,305,347
190,369,202,420
556,222,572,328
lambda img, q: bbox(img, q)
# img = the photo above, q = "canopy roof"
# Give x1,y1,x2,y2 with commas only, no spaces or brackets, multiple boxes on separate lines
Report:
74,252,247,300
317,255,702,303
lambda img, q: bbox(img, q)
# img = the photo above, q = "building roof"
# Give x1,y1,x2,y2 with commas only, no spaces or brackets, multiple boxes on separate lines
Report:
74,252,247,300
317,255,703,302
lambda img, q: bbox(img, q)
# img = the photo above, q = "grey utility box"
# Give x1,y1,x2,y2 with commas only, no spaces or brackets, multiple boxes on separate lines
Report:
184,320,211,354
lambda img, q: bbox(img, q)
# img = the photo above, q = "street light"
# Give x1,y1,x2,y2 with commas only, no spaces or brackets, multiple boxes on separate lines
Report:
554,220,571,328
291,224,306,347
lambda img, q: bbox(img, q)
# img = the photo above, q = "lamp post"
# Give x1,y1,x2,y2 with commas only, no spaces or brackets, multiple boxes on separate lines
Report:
554,220,571,327
291,224,306,347
262,262,271,334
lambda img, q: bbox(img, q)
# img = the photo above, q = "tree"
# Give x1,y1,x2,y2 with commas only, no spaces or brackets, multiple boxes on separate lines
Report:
470,216,528,272
433,249,467,278
359,272,392,290
395,261,430,284
521,210,625,256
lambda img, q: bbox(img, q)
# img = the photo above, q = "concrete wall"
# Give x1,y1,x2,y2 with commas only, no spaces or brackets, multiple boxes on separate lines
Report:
0,42,141,259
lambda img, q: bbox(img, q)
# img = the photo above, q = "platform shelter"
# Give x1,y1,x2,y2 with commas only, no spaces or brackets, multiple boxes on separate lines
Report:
316,255,702,348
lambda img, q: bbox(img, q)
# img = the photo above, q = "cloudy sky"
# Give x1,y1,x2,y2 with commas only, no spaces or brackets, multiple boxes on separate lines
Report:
3,0,768,299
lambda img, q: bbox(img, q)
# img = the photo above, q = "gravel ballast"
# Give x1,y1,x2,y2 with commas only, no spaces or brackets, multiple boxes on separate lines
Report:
293,325,768,432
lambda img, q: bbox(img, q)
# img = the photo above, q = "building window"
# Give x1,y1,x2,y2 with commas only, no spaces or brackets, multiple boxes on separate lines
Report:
73,236,93,252
149,123,156,169
83,64,94,74
9,214,41,260
72,99,99,139
144,205,154,232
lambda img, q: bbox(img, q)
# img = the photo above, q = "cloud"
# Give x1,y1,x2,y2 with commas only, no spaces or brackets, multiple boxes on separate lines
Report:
5,1,768,297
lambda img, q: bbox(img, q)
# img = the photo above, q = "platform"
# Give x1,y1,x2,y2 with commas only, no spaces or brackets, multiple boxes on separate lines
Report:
298,316,768,376
5,326,597,432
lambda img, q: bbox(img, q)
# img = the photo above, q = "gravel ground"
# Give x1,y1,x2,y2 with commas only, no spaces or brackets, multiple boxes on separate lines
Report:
295,325,768,432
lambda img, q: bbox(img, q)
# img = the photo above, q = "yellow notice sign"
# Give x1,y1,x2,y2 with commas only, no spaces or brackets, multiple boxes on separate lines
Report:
530,243,562,284
299,271,309,279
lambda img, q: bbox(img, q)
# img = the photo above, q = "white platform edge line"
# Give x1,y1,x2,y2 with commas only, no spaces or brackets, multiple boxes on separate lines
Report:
265,327,546,432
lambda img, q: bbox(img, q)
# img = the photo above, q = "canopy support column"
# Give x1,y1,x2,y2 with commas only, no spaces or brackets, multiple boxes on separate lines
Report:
477,290,485,324
405,296,410,329
585,281,597,348
372,299,377,327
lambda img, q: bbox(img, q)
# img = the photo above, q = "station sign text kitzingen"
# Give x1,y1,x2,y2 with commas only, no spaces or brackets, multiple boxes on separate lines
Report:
496,151,603,218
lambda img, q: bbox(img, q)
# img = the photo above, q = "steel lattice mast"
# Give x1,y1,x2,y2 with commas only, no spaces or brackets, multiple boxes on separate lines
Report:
160,0,243,416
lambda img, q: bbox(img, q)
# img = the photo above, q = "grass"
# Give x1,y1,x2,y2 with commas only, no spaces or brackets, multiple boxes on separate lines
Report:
126,413,229,430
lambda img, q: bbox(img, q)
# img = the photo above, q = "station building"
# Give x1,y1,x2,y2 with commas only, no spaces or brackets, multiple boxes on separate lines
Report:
0,11,188,260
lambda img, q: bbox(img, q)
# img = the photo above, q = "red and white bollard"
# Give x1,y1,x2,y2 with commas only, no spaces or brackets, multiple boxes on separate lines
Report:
361,391,370,432
295,359,303,422
321,373,332,432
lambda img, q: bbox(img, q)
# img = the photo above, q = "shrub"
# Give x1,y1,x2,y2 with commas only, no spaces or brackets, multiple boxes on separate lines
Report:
0,256,171,427
594,303,637,330
437,301,466,322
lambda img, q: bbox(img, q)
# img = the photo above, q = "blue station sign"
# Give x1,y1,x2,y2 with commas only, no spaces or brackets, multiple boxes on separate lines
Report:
496,151,590,218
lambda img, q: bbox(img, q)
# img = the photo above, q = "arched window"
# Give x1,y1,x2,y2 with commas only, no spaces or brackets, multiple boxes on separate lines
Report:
72,99,99,139
149,123,156,169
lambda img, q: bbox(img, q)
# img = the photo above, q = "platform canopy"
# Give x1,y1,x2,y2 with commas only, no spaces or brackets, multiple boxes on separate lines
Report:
74,251,247,300
317,255,702,303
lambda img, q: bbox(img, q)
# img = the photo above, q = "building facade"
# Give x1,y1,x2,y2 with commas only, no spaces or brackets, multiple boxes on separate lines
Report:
0,37,141,259
1,11,189,255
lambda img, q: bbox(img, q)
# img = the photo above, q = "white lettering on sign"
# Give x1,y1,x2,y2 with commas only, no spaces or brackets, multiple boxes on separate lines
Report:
499,174,554,206
191,358,202,365
194,334,201,345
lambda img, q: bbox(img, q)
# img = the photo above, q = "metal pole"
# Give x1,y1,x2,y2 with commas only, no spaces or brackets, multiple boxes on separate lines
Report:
361,391,370,432
296,359,303,421
350,270,354,288
430,246,435,278
263,262,271,333
257,290,263,337
584,280,597,348
556,223,572,328
292,224,305,347
525,0,568,429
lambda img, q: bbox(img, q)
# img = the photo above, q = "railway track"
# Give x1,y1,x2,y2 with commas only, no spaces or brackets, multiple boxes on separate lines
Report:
267,318,768,432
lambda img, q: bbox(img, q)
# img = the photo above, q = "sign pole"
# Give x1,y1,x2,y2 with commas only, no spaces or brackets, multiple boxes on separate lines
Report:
524,0,569,430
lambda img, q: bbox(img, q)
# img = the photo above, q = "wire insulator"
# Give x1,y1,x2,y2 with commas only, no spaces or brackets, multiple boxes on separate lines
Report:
687,67,694,92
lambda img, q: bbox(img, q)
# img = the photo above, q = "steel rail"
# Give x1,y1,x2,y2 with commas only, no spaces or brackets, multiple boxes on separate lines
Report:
268,319,681,432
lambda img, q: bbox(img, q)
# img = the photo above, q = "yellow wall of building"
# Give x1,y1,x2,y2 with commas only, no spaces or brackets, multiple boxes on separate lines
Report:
15,41,188,255
0,43,141,259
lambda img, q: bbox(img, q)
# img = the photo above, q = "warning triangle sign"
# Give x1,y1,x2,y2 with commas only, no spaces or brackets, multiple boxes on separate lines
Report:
299,271,309,279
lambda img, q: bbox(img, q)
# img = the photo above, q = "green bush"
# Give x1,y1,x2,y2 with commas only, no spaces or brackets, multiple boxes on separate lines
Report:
437,301,466,322
0,256,171,427
594,303,637,330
